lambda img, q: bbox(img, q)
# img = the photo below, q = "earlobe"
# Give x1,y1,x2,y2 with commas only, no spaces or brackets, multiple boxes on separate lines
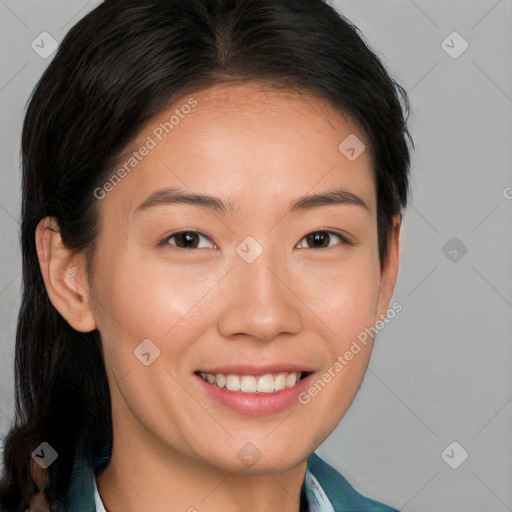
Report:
35,217,97,333
374,214,402,325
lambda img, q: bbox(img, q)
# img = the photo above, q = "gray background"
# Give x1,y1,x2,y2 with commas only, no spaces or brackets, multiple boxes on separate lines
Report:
1,1,511,510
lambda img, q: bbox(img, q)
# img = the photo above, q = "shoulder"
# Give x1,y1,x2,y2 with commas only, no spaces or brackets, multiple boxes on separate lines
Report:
307,452,399,512
58,445,97,512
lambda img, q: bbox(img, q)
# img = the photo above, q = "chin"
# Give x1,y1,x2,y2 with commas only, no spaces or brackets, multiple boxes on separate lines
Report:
204,438,312,475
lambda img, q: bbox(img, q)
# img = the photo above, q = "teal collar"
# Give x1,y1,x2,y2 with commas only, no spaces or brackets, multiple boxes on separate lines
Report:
62,447,397,512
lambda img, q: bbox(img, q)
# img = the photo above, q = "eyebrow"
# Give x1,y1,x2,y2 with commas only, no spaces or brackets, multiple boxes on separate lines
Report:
132,186,369,220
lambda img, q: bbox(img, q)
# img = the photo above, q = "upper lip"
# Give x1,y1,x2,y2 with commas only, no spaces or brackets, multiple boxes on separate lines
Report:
195,363,314,376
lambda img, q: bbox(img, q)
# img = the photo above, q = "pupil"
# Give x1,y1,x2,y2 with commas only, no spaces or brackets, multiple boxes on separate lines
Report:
307,232,328,248
180,232,198,248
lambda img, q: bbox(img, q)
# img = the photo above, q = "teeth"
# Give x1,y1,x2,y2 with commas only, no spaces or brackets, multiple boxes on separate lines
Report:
256,373,274,393
198,371,302,393
274,373,286,391
240,375,257,392
226,374,240,391
285,373,297,387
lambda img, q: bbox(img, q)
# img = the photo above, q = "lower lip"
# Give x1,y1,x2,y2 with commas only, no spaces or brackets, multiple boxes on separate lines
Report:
195,373,314,416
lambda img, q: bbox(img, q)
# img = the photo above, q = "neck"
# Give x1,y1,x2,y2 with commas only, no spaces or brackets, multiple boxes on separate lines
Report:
96,448,308,512
95,414,308,512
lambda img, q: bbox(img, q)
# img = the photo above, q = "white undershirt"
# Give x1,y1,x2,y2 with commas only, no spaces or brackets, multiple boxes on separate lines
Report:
93,475,107,512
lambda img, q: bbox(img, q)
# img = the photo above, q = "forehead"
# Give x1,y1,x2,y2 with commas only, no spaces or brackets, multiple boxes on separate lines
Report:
99,81,375,221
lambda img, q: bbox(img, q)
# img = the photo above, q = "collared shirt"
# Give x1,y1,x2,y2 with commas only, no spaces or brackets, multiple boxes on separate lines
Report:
30,444,397,511
93,461,336,512
86,451,397,512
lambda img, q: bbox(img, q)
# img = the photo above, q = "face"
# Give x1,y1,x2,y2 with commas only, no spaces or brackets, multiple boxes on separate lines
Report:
85,82,400,473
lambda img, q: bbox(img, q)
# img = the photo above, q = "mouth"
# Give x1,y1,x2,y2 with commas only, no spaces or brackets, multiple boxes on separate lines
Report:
195,370,313,394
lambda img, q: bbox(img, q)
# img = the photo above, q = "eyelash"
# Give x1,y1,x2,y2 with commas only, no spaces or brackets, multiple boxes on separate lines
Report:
158,230,355,251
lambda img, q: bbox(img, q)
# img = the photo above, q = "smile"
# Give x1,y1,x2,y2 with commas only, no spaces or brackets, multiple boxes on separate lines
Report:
196,371,310,393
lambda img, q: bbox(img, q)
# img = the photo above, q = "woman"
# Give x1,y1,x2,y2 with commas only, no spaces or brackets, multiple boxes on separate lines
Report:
0,0,412,510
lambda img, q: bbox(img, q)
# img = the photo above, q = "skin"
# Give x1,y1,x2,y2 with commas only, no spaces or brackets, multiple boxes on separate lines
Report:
36,82,401,512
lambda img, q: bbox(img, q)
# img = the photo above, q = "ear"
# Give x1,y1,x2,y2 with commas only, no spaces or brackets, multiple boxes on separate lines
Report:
374,214,402,325
35,217,97,333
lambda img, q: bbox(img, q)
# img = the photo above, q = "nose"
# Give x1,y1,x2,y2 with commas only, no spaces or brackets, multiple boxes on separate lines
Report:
217,246,303,343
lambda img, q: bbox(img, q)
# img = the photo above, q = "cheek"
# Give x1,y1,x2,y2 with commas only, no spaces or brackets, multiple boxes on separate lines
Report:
293,262,382,448
332,276,380,341
298,251,381,345
91,250,220,363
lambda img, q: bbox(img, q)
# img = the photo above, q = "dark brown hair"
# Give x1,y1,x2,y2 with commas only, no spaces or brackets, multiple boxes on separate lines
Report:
0,1,412,509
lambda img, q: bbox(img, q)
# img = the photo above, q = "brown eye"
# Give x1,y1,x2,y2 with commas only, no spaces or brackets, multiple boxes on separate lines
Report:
297,230,351,250
165,231,215,250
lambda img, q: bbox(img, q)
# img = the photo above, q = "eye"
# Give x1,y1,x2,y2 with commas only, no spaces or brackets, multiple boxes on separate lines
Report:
162,231,216,250
296,230,353,250
159,229,353,252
